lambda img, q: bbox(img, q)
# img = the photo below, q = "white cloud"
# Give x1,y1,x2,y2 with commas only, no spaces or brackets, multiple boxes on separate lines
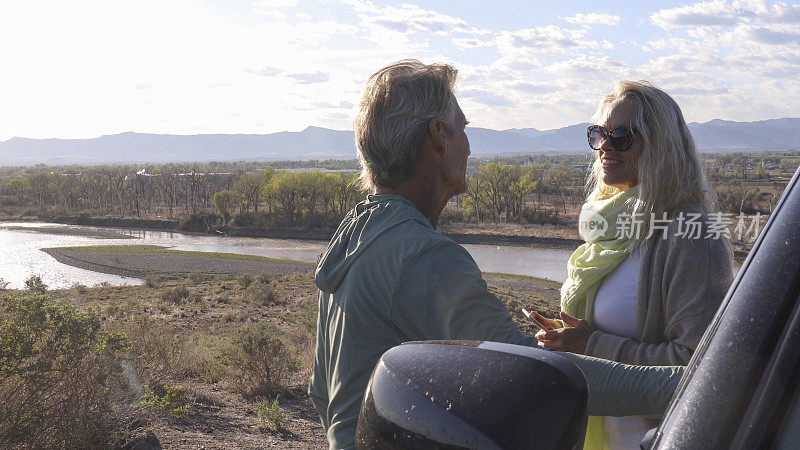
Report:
357,2,481,35
452,37,493,49
543,56,628,77
286,72,330,84
509,81,558,94
663,82,730,95
651,1,737,29
460,89,515,107
734,23,800,44
501,26,591,51
652,0,800,29
253,0,298,7
563,13,621,26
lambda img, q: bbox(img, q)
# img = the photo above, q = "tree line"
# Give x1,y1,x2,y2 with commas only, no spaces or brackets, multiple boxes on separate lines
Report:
0,165,363,228
1,153,795,230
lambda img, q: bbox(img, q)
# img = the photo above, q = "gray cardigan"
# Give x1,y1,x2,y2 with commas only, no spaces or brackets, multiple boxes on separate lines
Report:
585,210,734,365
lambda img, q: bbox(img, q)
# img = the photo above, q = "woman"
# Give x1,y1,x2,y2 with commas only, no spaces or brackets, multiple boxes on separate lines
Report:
533,81,733,448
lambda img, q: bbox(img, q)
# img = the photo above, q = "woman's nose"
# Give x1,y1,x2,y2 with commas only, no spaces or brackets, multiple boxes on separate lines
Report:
599,135,615,152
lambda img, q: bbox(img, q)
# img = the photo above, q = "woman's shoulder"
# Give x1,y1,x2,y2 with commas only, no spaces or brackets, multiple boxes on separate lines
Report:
648,204,732,262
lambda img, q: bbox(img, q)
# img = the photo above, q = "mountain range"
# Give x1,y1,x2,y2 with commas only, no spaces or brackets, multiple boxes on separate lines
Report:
1,118,799,166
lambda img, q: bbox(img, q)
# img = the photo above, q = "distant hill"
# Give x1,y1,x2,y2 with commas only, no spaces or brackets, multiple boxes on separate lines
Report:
689,118,800,152
1,119,798,166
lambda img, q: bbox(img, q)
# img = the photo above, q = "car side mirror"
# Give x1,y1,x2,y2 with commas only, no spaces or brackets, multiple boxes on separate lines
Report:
356,340,588,449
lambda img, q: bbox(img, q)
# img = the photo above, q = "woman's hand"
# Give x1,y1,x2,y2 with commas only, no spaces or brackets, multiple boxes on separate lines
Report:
528,310,563,330
535,311,594,354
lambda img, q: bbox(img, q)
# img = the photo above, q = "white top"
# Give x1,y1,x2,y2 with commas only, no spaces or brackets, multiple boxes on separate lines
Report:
593,249,642,339
592,250,647,450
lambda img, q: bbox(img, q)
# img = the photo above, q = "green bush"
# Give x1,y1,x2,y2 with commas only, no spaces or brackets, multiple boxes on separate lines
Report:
140,385,188,418
235,324,299,396
0,293,132,447
257,396,285,430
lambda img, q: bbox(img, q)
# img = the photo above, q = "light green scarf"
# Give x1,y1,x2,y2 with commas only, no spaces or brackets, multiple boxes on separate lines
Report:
560,186,640,322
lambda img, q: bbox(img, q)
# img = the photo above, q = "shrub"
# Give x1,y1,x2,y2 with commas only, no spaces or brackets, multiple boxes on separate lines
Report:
123,315,189,384
24,274,47,293
244,283,277,306
237,274,253,288
161,285,190,304
144,274,168,288
106,303,122,317
231,211,268,228
140,385,188,418
0,278,9,290
0,293,132,447
257,272,271,284
178,211,220,232
187,272,209,285
122,315,226,383
297,298,318,335
257,396,285,430
234,324,299,396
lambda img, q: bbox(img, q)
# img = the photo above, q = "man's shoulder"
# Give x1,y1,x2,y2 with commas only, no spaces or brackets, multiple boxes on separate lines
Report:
391,219,465,253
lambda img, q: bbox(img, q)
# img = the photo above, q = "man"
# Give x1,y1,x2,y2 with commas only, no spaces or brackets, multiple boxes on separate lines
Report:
308,60,683,449
308,60,539,449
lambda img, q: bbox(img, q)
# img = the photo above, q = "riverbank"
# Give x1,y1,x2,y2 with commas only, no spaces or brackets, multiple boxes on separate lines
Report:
43,245,315,279
45,215,585,250
22,248,561,449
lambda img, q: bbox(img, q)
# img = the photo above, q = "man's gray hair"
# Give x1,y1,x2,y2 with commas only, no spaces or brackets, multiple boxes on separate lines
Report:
354,59,458,191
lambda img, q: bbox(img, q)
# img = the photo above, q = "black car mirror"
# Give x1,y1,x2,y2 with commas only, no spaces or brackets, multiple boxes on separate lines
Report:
356,340,588,449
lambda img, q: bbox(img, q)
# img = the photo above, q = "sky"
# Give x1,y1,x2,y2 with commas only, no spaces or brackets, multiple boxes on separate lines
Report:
0,0,799,141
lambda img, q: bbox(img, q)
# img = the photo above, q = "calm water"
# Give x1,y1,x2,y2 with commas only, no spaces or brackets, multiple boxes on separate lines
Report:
0,222,572,290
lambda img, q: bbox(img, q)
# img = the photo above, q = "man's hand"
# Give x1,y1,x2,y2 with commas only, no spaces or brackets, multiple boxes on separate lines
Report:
535,311,594,354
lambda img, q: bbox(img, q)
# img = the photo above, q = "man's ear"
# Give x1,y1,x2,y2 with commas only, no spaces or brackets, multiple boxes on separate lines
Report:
427,118,447,156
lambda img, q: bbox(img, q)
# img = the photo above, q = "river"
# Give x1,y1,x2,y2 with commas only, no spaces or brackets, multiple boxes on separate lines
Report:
0,222,573,290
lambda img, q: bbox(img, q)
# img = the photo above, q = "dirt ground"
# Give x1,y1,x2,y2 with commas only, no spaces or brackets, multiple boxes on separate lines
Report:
44,247,561,449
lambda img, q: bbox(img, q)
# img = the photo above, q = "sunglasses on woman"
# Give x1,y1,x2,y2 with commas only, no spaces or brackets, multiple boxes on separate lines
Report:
587,125,636,152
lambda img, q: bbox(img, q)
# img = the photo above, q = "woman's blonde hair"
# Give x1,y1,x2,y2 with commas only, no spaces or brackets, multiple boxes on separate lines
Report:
587,81,715,240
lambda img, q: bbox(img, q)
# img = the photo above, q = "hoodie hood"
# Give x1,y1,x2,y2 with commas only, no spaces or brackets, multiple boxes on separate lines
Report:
315,194,433,293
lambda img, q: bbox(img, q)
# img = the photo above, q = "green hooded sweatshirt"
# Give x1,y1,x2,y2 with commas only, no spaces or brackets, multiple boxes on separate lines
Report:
309,194,537,449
